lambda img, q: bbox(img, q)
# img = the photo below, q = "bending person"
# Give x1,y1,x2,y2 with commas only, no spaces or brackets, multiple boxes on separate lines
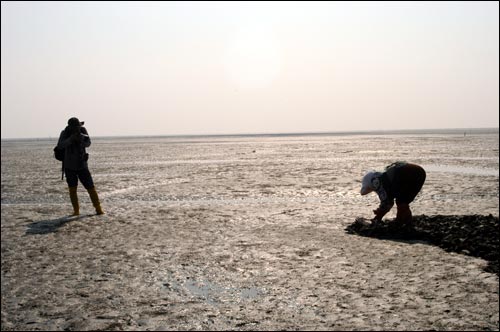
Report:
360,162,425,226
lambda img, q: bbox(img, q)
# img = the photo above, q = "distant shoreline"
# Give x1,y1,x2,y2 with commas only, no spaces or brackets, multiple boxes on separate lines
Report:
1,127,498,142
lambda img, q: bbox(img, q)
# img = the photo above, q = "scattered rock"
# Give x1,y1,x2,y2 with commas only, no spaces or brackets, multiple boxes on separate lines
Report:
346,214,499,275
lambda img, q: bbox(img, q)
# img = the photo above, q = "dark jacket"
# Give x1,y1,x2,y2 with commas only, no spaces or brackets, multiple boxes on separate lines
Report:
374,162,426,212
57,126,91,170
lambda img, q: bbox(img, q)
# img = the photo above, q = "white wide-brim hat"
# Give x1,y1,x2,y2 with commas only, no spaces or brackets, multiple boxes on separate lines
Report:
360,171,377,195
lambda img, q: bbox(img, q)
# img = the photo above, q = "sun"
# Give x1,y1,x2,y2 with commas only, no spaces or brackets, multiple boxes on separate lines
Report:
223,28,282,90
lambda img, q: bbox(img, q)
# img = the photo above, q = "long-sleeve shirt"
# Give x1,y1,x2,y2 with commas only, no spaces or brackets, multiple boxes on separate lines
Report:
57,126,91,170
372,162,407,212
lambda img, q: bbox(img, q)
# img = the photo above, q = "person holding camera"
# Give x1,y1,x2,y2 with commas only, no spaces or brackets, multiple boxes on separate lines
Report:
57,117,104,215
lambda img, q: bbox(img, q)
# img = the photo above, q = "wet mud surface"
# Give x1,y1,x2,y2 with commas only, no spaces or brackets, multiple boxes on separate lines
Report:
2,134,498,330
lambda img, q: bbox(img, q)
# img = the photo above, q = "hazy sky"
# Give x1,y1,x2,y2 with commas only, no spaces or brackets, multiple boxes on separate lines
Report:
1,1,499,139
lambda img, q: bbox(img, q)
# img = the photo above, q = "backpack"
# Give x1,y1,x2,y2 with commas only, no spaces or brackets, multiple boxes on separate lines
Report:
54,146,65,161
53,146,65,180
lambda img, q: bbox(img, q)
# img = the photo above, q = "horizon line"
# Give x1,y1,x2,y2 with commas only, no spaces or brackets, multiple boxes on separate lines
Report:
1,127,499,141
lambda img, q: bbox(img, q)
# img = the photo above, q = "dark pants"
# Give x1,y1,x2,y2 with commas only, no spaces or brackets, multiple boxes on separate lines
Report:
65,168,95,189
394,164,426,204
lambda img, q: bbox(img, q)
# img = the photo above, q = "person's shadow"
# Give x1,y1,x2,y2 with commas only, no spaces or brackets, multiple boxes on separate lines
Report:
26,214,92,235
346,215,499,275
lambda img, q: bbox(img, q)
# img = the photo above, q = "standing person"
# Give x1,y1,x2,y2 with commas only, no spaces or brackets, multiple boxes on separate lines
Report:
57,117,104,215
360,162,426,226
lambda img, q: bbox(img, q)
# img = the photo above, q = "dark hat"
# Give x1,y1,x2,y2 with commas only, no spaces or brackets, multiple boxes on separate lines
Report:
68,117,84,127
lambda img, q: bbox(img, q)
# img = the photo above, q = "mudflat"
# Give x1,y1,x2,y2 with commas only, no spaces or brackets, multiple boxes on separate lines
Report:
2,132,498,330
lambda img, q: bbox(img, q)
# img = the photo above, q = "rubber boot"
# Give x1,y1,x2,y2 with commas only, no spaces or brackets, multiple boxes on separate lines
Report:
396,203,413,227
68,186,79,216
87,186,104,215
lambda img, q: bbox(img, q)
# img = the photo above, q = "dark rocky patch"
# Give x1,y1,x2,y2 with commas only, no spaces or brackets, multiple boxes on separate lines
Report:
346,215,499,275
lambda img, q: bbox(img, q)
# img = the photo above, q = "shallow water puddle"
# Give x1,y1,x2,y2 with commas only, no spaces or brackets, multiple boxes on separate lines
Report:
423,164,499,176
184,279,261,305
159,271,262,305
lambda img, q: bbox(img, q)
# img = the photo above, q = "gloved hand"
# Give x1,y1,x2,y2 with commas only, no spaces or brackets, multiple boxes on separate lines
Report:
372,208,386,221
72,131,82,143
